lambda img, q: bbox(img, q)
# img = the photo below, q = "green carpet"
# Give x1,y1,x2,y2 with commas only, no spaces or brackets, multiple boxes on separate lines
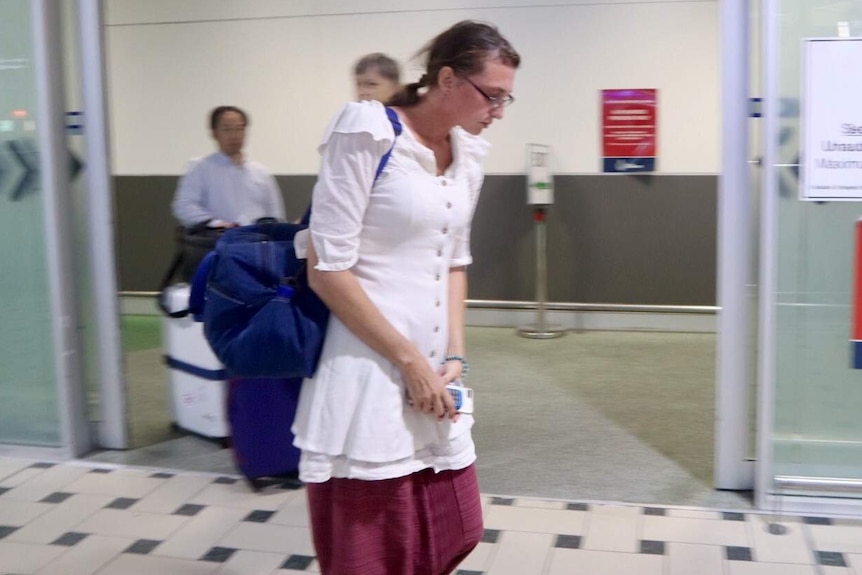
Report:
121,315,173,448
117,320,746,507
121,315,162,352
125,348,178,448
465,327,740,507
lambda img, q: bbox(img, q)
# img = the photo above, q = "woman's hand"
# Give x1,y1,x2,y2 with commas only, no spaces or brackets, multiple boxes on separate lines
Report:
438,359,463,384
400,356,458,420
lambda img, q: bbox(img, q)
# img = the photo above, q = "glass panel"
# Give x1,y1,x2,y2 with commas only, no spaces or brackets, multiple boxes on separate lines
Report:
0,0,61,445
770,0,862,492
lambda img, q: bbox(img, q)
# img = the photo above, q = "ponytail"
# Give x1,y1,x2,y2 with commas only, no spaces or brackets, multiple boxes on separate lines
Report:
386,75,428,107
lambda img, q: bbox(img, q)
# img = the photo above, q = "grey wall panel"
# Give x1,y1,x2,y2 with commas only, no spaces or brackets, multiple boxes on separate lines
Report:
114,175,314,293
114,174,717,305
113,176,177,293
468,175,536,301
275,175,315,221
550,175,717,306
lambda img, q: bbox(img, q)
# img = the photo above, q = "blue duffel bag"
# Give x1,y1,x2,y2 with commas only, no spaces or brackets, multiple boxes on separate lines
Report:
201,222,329,379
193,106,402,379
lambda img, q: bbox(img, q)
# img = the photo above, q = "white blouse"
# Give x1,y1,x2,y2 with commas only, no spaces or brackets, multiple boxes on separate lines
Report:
291,100,490,483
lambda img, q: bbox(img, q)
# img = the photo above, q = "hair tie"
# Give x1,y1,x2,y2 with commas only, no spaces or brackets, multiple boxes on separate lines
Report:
418,74,429,87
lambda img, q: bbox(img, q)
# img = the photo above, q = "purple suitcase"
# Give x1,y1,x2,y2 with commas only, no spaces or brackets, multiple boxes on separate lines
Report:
228,377,302,491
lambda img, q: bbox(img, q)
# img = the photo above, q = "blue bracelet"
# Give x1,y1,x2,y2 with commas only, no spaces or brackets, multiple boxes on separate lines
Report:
444,355,469,378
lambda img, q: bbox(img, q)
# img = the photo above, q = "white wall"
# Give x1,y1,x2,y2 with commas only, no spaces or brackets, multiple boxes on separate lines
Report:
105,0,719,175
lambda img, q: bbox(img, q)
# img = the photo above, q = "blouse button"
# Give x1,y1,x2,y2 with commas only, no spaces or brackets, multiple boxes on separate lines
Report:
446,202,452,209
437,249,443,257
435,301,441,307
430,350,437,358
442,228,448,235
441,180,448,187
434,326,440,333
435,274,440,281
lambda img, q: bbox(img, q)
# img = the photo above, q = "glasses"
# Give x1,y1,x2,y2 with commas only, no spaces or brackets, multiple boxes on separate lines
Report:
461,76,515,108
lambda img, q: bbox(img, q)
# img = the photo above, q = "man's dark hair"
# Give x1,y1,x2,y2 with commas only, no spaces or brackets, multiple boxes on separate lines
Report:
210,106,248,130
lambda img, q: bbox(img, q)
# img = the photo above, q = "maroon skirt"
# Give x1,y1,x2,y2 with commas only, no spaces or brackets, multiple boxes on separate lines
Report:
305,464,483,575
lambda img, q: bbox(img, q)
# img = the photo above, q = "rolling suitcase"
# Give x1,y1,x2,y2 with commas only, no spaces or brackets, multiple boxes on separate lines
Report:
228,377,303,491
161,285,230,444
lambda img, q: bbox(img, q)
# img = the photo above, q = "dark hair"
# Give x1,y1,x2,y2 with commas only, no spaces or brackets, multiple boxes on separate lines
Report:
354,52,401,84
210,106,248,130
389,20,520,107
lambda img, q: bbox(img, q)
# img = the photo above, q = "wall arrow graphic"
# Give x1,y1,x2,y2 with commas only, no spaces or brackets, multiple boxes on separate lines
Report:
7,139,39,201
0,139,85,201
0,142,12,195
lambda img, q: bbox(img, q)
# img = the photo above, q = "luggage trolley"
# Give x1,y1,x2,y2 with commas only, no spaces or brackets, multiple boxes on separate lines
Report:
161,284,230,446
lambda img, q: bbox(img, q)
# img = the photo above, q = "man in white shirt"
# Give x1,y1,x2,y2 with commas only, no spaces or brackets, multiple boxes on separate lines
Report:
172,106,286,228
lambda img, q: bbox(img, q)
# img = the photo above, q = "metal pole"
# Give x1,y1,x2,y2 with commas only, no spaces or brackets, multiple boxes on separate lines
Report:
536,207,548,328
518,207,566,339
714,0,755,490
78,0,128,449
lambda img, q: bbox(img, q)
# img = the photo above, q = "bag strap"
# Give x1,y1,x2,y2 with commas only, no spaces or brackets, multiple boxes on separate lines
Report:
157,226,192,317
156,252,189,318
375,107,402,180
183,251,217,321
300,106,403,226
157,223,216,318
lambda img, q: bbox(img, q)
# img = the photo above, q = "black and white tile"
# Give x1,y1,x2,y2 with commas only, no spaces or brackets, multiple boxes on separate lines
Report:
1,456,862,575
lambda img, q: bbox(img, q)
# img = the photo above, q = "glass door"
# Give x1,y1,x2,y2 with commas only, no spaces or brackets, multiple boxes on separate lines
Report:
758,0,862,512
0,0,125,456
0,0,63,446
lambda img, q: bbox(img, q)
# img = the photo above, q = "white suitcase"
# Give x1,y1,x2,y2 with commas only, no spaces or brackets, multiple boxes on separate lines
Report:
161,285,230,441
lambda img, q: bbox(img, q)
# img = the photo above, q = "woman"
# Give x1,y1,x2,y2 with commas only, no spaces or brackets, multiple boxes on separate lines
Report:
354,52,401,103
293,20,520,575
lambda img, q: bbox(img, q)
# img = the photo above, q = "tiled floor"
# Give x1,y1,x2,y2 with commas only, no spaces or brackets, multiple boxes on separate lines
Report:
1,456,862,575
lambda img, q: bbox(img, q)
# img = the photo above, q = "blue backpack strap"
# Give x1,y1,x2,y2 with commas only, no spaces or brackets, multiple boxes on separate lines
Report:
303,106,402,226
375,107,402,181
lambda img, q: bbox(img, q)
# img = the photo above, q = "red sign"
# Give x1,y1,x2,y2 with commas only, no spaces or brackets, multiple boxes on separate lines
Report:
601,89,657,172
852,219,862,368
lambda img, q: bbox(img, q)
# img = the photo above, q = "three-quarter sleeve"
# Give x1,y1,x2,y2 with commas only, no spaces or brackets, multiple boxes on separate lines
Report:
309,102,395,271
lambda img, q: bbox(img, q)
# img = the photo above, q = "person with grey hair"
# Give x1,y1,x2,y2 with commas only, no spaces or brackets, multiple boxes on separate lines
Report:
354,52,401,103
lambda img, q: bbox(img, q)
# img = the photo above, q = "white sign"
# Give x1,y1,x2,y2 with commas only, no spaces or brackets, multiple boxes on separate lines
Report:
526,144,553,205
802,38,862,201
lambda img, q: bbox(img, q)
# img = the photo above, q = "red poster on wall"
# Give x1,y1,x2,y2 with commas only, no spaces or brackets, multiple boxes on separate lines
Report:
602,89,657,173
852,218,862,368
